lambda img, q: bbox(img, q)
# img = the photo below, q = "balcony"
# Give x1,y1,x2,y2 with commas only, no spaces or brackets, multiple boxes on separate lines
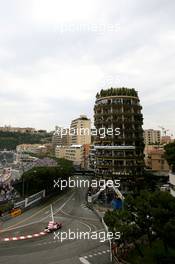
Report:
94,145,135,150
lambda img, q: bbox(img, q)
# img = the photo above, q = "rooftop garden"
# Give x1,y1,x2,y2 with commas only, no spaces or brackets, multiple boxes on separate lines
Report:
96,87,138,98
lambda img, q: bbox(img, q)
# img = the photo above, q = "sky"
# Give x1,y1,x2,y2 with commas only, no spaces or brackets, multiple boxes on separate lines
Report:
0,0,175,136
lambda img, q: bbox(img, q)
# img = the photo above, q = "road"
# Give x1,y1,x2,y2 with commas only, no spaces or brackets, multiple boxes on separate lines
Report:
0,176,111,264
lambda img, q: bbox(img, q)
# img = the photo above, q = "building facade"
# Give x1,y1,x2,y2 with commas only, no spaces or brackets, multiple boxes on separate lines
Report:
93,87,144,183
52,126,71,149
70,115,91,145
55,145,84,168
16,144,49,155
0,126,36,133
161,136,172,145
144,129,161,145
145,147,169,175
53,115,91,169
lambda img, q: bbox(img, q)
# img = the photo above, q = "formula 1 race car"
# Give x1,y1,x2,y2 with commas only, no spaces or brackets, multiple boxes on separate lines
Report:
44,221,62,233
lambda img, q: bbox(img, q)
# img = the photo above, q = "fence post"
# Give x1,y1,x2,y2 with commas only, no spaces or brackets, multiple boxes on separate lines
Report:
25,197,28,208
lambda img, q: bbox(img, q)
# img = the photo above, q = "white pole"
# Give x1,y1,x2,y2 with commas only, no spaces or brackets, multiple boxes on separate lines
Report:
109,238,112,262
51,204,54,222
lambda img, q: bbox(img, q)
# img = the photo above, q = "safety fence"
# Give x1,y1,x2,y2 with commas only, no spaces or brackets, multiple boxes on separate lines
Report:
14,190,46,209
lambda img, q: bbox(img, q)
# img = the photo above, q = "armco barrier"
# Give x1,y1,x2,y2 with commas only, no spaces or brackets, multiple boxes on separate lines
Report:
14,190,46,209
13,200,25,209
0,190,46,222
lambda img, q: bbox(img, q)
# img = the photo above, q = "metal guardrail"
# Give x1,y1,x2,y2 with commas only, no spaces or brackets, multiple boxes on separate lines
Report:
0,190,46,222
14,190,45,209
14,200,25,209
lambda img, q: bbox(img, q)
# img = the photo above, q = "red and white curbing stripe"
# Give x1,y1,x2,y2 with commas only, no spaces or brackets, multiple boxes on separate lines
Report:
1,231,47,242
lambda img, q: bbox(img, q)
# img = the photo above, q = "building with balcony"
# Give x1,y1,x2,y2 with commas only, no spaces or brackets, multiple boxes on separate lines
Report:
16,144,49,155
93,87,144,184
145,147,169,175
89,145,96,170
144,129,161,145
53,115,91,169
52,126,71,149
55,144,84,168
70,115,91,145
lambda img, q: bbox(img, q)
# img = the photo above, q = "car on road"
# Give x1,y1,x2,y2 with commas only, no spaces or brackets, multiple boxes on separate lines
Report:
44,221,62,233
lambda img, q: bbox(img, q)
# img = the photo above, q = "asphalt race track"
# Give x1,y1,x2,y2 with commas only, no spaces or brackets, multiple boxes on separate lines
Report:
0,176,111,264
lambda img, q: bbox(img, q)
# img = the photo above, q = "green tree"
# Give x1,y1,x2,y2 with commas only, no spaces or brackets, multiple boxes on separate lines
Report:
150,191,175,252
104,191,175,255
15,159,73,196
104,209,144,257
164,142,175,172
163,218,175,250
0,131,52,150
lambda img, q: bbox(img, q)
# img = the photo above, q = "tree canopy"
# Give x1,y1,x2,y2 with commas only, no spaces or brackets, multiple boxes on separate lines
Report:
0,131,52,150
96,87,138,98
164,142,175,172
104,190,175,255
14,158,73,196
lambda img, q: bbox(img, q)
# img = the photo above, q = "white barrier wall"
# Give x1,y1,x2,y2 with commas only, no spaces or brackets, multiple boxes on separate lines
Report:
169,172,175,198
14,190,45,209
169,172,175,186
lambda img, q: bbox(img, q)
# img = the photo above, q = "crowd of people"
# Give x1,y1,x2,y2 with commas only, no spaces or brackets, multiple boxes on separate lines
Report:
0,182,15,202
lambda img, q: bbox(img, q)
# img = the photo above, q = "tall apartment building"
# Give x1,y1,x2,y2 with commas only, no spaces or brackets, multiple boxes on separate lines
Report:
52,126,62,148
55,145,84,168
53,116,91,169
144,129,161,145
52,126,70,149
94,87,144,183
70,115,91,145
